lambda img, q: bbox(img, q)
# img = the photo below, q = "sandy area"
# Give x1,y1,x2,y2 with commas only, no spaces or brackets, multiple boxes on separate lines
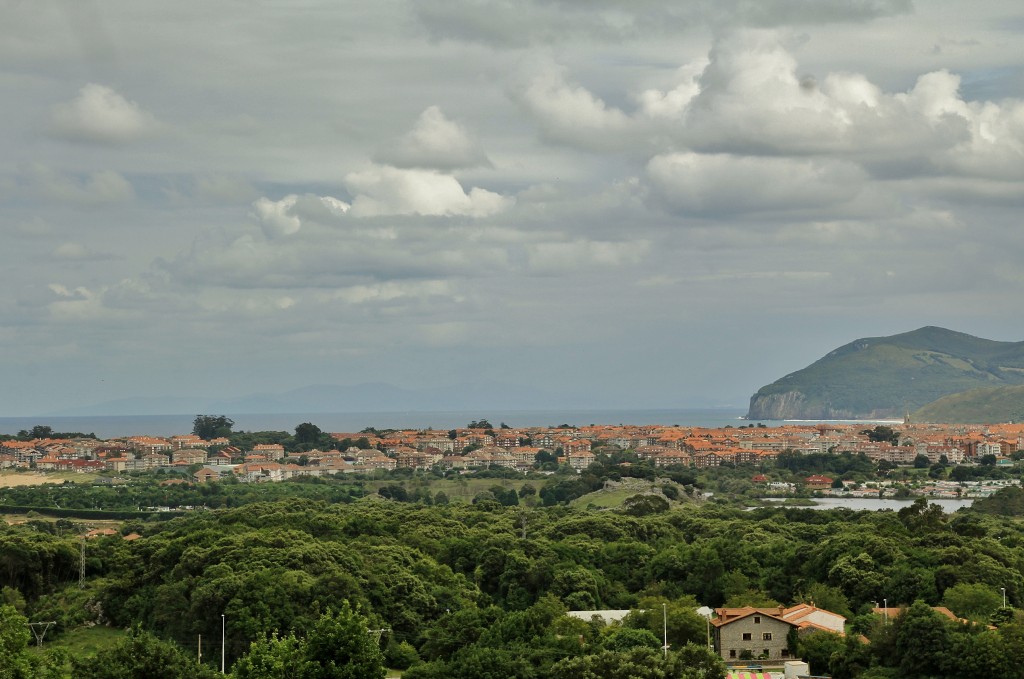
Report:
0,471,69,487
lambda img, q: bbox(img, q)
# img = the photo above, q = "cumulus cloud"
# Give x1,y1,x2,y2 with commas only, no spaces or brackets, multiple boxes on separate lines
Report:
344,166,512,217
251,194,350,238
330,280,458,305
512,30,1024,187
646,152,866,216
49,84,160,144
413,0,912,46
515,63,633,150
637,61,707,120
682,31,1024,181
374,106,491,170
19,164,134,205
52,242,118,261
527,239,650,274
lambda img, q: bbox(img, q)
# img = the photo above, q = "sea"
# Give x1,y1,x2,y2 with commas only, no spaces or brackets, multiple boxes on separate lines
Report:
0,408,903,440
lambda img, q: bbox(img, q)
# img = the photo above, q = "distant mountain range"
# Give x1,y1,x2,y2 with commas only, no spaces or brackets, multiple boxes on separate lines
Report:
45,381,618,417
747,326,1024,420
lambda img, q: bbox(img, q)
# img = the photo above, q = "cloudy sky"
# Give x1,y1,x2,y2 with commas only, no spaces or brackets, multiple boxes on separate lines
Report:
2,0,1024,416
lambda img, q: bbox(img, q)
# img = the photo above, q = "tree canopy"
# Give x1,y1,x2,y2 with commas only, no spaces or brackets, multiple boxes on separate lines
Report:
192,415,235,439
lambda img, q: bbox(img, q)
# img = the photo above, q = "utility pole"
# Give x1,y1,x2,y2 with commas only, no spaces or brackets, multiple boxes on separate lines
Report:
221,614,226,675
79,535,86,589
198,634,202,665
26,621,56,647
662,603,668,658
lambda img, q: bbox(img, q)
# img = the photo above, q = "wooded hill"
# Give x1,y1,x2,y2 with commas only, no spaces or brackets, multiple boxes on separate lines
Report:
7,490,1024,678
747,326,1024,420
912,384,1024,424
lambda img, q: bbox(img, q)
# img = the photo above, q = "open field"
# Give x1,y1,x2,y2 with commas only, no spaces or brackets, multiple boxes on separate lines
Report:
570,487,638,508
28,625,127,662
2,512,125,530
0,471,101,487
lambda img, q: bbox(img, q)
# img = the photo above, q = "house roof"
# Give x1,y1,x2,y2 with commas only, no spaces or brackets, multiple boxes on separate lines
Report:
782,603,847,629
710,607,798,628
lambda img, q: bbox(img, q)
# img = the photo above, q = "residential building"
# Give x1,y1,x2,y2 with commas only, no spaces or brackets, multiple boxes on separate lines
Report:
711,607,798,662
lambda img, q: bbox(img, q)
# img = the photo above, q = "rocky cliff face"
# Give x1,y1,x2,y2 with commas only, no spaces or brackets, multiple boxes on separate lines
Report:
747,391,807,420
746,391,874,420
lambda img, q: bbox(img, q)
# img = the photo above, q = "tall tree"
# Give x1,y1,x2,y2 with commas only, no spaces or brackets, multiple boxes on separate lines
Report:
193,415,235,440
300,603,386,679
294,422,323,445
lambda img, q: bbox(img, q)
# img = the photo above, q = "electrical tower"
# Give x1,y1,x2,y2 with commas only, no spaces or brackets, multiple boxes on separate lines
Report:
27,621,56,647
367,627,391,645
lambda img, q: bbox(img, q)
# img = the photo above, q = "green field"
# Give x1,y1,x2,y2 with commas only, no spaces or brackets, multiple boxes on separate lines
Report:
27,625,127,675
570,487,638,508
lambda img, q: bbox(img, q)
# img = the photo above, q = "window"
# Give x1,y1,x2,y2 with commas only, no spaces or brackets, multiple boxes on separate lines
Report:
753,616,761,624
729,650,736,658
782,649,790,659
763,633,772,641
763,649,770,657
742,633,752,641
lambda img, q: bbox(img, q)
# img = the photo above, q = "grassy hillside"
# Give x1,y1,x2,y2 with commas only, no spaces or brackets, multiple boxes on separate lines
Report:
913,385,1024,424
747,326,1024,419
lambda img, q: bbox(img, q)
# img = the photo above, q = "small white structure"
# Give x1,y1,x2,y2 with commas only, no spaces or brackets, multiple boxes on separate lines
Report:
784,660,811,678
567,610,634,624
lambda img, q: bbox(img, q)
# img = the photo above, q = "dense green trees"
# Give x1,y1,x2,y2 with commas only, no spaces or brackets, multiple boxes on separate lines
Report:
70,627,219,679
14,425,95,440
1,603,67,678
9,481,1024,677
231,604,386,679
192,415,234,439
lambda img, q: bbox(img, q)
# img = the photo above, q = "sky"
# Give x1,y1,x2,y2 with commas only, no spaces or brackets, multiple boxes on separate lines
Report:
2,0,1024,416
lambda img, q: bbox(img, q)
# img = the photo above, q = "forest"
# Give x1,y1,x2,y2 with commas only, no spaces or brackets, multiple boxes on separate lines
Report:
4,478,1024,678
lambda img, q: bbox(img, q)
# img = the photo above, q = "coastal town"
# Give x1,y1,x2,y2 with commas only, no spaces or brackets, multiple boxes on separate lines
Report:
3,419,1023,497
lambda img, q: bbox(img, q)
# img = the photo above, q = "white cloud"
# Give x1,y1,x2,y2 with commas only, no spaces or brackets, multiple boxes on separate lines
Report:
682,31,1024,181
19,164,134,205
527,239,650,274
331,280,457,305
52,242,117,261
344,166,512,217
646,152,865,215
50,84,160,145
515,62,633,150
413,0,913,47
251,193,350,238
637,60,707,119
252,195,302,238
374,106,491,170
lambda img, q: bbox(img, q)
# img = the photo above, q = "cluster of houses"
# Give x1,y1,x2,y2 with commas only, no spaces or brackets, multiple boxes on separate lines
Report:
2,421,1023,484
577,598,989,677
